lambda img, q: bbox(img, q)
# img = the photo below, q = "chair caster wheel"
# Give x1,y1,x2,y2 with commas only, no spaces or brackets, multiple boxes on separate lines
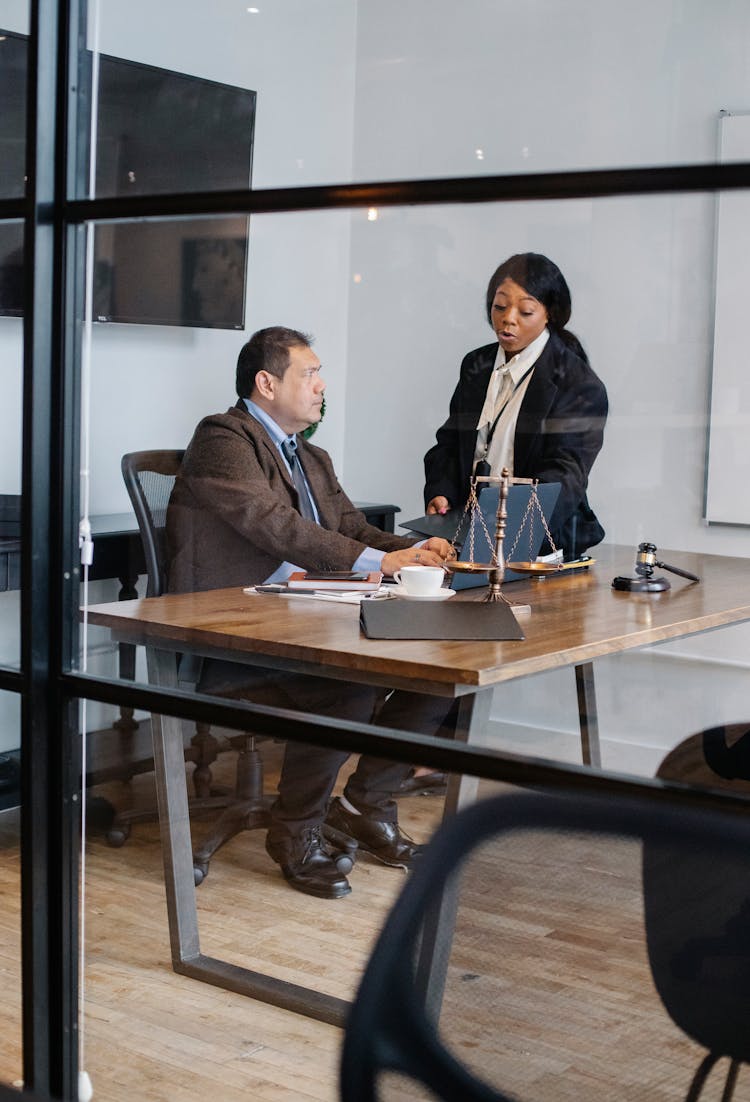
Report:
193,863,208,886
106,824,130,848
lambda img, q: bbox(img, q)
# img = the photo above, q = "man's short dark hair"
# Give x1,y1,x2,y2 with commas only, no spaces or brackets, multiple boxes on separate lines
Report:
236,326,314,398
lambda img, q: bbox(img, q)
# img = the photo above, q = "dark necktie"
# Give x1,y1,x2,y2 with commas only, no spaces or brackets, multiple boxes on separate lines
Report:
281,437,316,521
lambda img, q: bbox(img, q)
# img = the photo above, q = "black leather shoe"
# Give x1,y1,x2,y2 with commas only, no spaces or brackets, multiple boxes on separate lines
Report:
325,797,422,868
396,770,448,797
265,825,351,899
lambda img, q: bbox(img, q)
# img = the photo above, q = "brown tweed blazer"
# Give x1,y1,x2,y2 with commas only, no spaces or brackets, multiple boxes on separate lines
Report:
167,402,416,593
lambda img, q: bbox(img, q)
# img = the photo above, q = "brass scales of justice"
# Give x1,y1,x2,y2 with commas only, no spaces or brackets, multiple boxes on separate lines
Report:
443,467,564,603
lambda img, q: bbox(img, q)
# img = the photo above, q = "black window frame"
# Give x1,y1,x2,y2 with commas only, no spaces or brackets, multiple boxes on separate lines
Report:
3,0,750,1096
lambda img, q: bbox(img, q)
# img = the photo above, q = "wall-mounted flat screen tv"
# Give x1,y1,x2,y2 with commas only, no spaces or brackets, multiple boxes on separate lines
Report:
0,30,256,329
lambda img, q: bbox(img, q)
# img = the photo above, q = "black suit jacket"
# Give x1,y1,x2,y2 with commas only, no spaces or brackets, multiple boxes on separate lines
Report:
423,331,608,557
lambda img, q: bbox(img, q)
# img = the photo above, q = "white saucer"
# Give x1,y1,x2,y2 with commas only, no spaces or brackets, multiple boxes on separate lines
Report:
392,586,456,601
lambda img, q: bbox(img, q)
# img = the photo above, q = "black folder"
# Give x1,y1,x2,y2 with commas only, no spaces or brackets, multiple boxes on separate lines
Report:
359,598,525,641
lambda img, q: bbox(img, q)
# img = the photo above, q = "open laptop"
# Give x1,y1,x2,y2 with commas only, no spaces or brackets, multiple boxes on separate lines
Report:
399,482,561,590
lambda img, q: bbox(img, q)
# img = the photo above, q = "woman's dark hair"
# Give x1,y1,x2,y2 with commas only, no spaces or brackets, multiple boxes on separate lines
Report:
485,252,588,361
236,326,313,397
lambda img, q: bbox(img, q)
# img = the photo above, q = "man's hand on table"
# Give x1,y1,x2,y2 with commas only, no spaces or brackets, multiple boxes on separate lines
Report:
381,538,456,576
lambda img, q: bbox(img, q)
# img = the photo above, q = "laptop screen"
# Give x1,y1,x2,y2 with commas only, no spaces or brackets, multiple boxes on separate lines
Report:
399,482,561,588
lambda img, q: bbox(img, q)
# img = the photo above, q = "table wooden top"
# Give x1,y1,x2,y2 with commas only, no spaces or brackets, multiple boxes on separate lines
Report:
84,545,750,693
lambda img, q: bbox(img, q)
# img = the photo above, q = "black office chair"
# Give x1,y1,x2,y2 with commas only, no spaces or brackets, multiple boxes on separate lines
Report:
340,783,750,1102
113,450,274,882
652,721,750,1101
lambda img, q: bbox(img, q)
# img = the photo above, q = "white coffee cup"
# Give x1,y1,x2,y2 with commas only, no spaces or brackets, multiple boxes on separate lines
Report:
392,565,446,595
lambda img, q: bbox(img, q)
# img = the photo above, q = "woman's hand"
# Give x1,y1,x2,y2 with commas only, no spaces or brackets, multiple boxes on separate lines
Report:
426,496,451,515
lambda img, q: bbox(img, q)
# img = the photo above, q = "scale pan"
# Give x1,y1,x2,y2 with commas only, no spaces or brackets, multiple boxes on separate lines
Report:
506,560,565,575
445,560,494,574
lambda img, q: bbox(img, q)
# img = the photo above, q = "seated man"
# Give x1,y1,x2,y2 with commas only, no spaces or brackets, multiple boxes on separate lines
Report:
167,326,456,900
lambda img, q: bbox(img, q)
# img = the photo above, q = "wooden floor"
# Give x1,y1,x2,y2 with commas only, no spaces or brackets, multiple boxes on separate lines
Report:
0,744,444,1101
0,742,749,1101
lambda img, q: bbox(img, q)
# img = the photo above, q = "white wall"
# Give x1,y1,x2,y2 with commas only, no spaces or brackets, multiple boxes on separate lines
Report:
84,0,358,513
0,2,27,34
341,0,750,773
344,0,750,535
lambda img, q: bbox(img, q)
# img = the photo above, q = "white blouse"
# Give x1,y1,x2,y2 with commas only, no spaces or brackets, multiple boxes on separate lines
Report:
473,327,549,478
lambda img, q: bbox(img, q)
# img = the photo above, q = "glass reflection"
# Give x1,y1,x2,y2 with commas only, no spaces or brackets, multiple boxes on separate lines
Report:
64,0,750,190
77,193,750,792
0,215,21,672
0,28,27,203
91,217,249,331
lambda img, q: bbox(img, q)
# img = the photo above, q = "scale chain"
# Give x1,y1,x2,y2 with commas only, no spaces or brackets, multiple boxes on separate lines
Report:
507,480,558,560
451,479,498,566
454,476,557,568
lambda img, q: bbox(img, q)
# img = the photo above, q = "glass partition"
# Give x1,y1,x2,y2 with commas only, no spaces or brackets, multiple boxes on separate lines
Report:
57,0,747,191
0,27,27,201
75,194,750,786
1,21,28,640
8,0,748,1092
0,223,23,675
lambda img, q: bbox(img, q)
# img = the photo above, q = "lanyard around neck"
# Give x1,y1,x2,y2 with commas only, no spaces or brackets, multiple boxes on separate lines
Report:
481,361,536,456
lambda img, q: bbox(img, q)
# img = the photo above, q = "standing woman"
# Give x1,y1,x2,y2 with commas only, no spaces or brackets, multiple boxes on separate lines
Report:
423,252,608,558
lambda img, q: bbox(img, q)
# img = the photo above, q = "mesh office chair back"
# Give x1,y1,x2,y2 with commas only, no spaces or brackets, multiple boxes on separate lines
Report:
121,450,184,597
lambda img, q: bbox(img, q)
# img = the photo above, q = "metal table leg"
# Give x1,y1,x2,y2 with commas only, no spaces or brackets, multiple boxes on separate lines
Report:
147,647,350,1026
414,687,493,1018
575,661,601,767
406,666,601,1021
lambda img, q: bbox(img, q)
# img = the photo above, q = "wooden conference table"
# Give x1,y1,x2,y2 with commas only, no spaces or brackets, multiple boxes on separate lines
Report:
86,545,750,1026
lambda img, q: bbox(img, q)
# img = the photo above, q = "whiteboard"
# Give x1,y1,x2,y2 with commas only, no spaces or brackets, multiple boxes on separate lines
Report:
705,112,750,524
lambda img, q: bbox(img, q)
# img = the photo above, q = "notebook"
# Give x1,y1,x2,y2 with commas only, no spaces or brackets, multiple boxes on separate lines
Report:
286,570,383,591
399,482,561,590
